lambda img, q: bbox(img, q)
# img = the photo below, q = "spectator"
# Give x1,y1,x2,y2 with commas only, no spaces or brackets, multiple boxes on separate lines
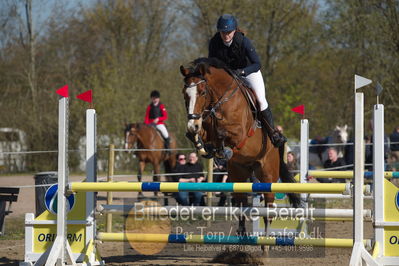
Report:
344,134,354,170
276,125,284,134
365,120,390,171
173,152,205,206
213,158,228,183
276,125,291,163
286,151,298,172
172,153,189,205
213,158,228,206
318,147,346,183
389,127,399,163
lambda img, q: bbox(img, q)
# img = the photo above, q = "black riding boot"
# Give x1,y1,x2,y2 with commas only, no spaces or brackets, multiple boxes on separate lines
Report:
260,108,287,147
164,137,171,154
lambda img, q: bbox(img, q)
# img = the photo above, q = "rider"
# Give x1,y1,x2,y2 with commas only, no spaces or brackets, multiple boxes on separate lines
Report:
208,14,286,147
144,90,170,151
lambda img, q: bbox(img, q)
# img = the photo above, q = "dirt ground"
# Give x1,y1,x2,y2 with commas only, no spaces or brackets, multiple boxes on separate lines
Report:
0,175,374,265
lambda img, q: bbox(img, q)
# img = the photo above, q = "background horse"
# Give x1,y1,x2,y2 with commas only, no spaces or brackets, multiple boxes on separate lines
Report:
180,58,302,234
308,125,349,169
124,123,176,192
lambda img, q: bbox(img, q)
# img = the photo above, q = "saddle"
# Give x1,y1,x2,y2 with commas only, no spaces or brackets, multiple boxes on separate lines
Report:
230,71,260,121
149,123,168,142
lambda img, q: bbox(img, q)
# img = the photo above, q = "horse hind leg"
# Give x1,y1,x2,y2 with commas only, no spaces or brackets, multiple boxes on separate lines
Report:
231,192,249,236
229,164,249,236
261,192,275,254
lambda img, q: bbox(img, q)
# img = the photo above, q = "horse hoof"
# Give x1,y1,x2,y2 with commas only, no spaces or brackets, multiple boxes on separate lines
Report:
261,245,269,256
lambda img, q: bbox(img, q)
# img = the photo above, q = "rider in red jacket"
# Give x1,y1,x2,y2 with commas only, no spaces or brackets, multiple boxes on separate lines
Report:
144,90,170,150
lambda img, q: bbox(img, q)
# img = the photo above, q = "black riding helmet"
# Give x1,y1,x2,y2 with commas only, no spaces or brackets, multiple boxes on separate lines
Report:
150,90,160,98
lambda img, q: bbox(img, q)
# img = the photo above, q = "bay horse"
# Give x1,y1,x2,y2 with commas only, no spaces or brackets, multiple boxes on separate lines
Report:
180,58,302,235
124,123,176,195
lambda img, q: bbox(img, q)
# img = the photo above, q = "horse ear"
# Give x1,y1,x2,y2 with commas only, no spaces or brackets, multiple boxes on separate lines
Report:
198,63,210,77
344,124,348,130
180,65,190,77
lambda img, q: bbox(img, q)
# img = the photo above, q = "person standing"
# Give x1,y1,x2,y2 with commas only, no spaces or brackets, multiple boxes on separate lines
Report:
144,90,170,151
208,14,286,147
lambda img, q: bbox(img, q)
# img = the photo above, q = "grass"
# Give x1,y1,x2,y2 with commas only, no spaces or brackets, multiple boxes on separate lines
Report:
0,216,25,240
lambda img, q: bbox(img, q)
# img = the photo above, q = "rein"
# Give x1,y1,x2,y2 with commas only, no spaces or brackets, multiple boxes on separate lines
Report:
185,70,265,159
203,75,261,155
202,77,238,121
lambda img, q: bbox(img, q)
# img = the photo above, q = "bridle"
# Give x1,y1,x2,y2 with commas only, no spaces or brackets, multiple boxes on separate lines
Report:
125,128,137,149
184,79,207,120
185,76,240,122
184,73,255,159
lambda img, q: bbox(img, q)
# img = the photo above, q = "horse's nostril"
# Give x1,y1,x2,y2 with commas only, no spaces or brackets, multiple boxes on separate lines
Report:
195,125,199,130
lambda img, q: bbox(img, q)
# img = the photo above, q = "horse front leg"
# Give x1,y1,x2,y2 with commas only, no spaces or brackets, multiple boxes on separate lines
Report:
138,161,145,197
153,162,161,196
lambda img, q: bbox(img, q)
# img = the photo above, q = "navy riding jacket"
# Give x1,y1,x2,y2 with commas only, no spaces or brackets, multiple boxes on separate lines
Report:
208,31,261,76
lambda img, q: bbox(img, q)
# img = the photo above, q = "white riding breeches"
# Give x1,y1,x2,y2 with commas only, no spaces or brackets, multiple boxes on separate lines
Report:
156,124,169,139
244,70,268,111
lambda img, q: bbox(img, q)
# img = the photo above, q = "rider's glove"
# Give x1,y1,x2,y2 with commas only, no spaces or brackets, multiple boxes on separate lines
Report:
235,69,245,76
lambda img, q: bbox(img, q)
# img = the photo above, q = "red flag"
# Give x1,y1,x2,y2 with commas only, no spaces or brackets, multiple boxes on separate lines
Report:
291,105,305,115
56,85,68,97
76,90,93,103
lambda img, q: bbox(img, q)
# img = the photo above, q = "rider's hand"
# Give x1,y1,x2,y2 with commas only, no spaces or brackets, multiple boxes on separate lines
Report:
234,69,245,76
153,118,159,124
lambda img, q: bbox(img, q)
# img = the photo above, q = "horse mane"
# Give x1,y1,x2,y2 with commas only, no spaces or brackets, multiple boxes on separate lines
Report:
125,122,145,133
186,57,234,77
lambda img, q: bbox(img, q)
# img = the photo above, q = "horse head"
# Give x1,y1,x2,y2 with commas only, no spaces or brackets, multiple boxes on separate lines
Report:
180,58,233,133
180,58,248,160
179,60,212,134
334,124,349,144
124,123,139,149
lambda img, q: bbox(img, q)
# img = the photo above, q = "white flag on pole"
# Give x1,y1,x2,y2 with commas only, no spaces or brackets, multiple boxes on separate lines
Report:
355,74,372,90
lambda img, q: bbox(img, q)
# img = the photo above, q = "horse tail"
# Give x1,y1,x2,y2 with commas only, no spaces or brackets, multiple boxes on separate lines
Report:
163,154,176,182
278,145,303,208
163,160,172,181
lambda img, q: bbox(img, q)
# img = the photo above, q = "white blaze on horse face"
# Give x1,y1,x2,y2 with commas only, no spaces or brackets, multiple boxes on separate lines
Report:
186,83,201,133
340,125,349,143
335,125,349,143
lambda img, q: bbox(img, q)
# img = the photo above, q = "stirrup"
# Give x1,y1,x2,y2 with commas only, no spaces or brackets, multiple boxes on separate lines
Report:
270,131,287,147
